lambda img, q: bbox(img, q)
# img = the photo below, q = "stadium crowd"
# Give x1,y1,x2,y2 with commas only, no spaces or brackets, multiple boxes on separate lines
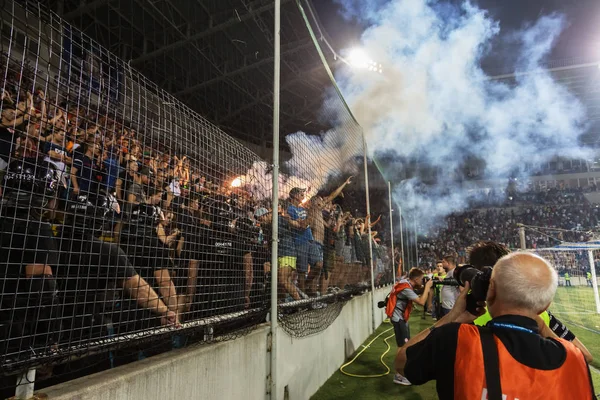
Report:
417,199,600,271
0,52,394,366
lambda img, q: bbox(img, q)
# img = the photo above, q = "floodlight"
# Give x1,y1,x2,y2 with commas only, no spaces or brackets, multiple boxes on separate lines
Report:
348,48,371,69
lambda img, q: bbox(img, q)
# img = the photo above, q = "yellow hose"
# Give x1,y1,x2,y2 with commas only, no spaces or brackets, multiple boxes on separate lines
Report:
339,320,396,378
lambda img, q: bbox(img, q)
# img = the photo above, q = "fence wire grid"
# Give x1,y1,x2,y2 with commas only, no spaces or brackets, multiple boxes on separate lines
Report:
0,0,395,394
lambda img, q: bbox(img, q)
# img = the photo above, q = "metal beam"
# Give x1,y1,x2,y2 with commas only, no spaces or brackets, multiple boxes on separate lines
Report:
62,0,111,20
133,0,271,111
174,38,313,96
217,61,333,123
130,0,293,66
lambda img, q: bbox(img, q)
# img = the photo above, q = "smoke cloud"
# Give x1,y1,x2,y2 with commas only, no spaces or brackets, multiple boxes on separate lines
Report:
334,0,590,227
243,119,363,201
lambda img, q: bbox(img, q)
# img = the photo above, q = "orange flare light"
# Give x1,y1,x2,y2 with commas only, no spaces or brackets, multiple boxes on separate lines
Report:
231,177,242,188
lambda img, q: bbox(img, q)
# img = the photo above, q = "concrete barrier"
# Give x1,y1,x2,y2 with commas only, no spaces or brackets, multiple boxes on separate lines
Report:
42,286,391,400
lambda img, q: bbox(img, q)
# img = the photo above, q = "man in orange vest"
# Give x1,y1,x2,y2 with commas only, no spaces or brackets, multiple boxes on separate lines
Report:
386,268,433,386
395,252,596,400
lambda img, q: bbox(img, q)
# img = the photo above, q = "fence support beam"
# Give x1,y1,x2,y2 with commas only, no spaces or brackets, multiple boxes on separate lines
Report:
398,205,405,276
268,0,281,398
519,225,526,250
388,181,396,283
15,369,35,400
362,139,377,332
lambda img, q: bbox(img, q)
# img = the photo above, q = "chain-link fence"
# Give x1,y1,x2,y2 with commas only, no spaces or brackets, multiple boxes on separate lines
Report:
0,0,274,394
0,0,396,395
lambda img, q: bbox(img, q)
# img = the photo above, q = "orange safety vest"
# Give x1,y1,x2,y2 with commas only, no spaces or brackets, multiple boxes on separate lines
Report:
385,280,413,322
454,324,593,400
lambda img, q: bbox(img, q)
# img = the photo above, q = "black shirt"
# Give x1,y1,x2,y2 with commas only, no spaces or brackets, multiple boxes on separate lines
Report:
0,126,18,161
117,170,134,199
0,215,59,277
404,315,594,400
73,154,98,194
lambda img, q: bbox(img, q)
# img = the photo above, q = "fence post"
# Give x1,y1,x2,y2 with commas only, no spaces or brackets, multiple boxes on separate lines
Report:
397,205,405,276
519,225,526,250
413,215,418,267
269,0,281,398
15,369,35,400
362,136,377,332
388,181,396,283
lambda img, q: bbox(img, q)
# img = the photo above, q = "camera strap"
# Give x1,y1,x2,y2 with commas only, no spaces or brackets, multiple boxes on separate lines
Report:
477,326,502,400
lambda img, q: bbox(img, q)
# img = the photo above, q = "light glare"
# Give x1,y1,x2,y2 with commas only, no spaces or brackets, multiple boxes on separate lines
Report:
231,177,242,187
348,48,371,69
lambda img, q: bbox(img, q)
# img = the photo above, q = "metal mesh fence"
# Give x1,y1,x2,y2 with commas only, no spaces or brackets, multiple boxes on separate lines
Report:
0,0,396,394
0,0,272,392
270,0,394,337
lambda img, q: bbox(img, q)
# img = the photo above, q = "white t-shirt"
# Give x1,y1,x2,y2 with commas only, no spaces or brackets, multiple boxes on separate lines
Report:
168,179,181,196
441,268,460,310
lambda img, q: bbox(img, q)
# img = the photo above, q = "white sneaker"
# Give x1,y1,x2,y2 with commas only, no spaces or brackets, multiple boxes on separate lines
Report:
393,373,411,386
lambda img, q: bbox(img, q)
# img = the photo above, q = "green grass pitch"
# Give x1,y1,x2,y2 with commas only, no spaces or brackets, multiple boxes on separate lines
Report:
311,287,600,399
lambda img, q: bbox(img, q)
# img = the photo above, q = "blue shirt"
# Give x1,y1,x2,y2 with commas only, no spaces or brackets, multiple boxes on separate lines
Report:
278,216,296,257
287,204,313,243
103,157,120,191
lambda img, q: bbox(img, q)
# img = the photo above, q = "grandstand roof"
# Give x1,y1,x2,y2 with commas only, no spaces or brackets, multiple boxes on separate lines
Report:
48,0,333,150
43,1,600,155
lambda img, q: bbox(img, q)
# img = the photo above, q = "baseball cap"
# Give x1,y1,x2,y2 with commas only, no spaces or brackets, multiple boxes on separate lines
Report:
289,187,306,198
139,166,153,177
254,207,270,218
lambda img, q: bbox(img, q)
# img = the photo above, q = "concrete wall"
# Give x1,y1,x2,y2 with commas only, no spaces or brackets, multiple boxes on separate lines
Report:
275,288,389,400
42,286,390,400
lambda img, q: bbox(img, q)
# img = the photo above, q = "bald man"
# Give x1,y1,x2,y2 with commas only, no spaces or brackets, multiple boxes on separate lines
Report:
394,252,595,400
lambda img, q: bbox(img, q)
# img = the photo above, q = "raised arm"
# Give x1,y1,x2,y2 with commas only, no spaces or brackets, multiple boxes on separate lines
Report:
369,215,382,228
324,176,353,204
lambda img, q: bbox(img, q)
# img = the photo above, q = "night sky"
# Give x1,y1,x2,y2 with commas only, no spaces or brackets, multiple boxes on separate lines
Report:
313,0,600,73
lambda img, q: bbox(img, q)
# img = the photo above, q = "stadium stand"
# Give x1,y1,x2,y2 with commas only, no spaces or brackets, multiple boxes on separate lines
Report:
0,0,395,396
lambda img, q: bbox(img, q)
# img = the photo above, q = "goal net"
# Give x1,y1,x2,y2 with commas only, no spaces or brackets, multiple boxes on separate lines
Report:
530,244,600,339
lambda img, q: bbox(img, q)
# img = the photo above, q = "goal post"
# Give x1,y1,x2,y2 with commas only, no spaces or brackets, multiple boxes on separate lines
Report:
587,249,600,314
528,244,600,328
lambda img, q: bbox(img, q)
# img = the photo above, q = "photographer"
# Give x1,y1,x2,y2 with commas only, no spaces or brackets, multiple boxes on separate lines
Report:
386,268,434,386
469,241,593,363
440,254,461,316
395,253,595,400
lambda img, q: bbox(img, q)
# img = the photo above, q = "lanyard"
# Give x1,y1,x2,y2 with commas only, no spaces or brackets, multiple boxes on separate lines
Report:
487,322,536,335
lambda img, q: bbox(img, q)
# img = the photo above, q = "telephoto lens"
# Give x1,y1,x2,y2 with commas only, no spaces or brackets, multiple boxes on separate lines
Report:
454,264,493,314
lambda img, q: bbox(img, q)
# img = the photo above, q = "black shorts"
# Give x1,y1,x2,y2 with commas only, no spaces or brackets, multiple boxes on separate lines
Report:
0,216,59,277
180,232,202,262
392,319,410,347
121,233,173,276
57,235,137,280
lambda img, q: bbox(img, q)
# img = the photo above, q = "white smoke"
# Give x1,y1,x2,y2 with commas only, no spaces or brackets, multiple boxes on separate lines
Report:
240,159,323,201
243,122,362,201
334,0,590,226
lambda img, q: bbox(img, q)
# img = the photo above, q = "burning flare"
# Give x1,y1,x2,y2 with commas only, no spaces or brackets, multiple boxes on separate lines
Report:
231,177,242,188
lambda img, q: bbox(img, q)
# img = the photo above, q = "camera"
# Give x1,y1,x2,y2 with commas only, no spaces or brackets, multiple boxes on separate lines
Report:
454,264,493,314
